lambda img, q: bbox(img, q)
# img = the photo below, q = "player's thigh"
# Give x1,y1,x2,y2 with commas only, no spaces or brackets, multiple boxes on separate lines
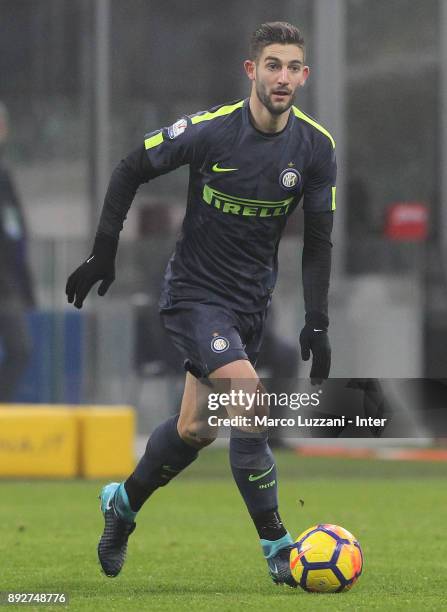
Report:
210,358,258,380
177,372,217,447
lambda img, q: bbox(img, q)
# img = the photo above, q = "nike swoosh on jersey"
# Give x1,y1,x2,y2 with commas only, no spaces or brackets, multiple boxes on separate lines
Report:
248,464,275,482
212,163,238,172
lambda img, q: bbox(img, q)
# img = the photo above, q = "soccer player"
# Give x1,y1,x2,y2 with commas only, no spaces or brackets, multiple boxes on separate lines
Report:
66,22,335,586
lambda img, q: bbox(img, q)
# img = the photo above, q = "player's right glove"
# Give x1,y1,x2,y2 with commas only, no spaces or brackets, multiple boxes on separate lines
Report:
65,232,118,309
299,313,331,385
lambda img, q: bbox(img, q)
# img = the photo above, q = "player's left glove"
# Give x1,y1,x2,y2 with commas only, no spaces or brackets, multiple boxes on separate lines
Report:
299,313,331,385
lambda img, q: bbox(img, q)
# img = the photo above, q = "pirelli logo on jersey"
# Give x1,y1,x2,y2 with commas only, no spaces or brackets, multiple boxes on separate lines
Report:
202,185,294,218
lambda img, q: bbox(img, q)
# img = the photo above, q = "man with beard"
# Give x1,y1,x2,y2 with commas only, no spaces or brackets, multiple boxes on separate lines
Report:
66,22,336,587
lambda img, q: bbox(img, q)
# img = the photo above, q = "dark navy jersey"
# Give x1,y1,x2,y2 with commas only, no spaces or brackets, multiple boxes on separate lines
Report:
142,98,336,313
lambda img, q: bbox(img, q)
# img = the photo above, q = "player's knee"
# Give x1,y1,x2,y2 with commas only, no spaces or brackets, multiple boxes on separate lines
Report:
177,420,216,449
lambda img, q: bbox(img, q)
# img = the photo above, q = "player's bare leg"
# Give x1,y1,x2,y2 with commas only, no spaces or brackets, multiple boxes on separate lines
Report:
209,359,296,587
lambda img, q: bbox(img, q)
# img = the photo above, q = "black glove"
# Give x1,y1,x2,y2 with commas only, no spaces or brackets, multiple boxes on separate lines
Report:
299,313,331,385
66,233,118,309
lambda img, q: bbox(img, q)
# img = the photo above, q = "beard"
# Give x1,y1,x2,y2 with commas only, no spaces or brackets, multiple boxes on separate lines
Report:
255,79,295,116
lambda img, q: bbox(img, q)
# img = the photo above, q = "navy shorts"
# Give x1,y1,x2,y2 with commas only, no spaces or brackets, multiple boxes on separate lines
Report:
160,302,267,378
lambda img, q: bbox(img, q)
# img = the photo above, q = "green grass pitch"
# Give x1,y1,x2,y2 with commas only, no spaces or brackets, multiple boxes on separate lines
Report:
0,450,446,611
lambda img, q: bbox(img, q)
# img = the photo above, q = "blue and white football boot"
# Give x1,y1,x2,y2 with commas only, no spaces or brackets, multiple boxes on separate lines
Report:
97,482,137,577
261,533,297,587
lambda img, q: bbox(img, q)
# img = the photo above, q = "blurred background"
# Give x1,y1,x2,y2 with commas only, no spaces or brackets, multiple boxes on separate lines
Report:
0,0,444,442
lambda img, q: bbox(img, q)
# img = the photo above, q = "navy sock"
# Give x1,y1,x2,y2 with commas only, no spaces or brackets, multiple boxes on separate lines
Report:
124,415,198,511
229,432,286,540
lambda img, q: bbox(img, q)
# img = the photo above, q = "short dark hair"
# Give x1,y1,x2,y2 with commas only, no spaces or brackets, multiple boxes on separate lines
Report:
249,22,305,62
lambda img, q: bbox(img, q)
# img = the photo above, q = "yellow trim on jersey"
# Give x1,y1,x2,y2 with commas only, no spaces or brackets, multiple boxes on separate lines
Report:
292,107,336,149
145,131,164,150
191,100,244,124
331,186,337,211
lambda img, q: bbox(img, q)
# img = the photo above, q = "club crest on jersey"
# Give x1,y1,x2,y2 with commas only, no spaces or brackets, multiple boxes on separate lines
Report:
211,336,230,353
279,168,301,191
167,118,187,139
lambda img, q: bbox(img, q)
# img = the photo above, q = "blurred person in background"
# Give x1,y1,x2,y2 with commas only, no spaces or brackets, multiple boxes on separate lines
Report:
345,176,377,274
0,102,35,402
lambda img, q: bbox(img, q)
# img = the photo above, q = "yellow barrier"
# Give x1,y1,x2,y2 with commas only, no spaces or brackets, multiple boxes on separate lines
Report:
76,407,135,478
0,405,135,478
0,406,78,477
